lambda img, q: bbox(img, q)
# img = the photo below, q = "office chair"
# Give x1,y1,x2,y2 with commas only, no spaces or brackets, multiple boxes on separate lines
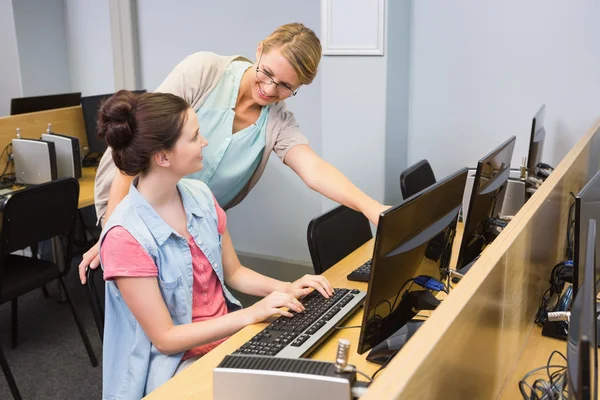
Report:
307,205,372,275
0,344,21,400
0,178,98,369
400,160,447,262
86,267,104,341
400,159,436,199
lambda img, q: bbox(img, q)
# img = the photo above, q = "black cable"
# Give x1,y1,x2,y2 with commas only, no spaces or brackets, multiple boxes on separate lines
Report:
373,278,415,316
371,349,399,380
535,262,571,326
391,279,416,312
0,143,13,181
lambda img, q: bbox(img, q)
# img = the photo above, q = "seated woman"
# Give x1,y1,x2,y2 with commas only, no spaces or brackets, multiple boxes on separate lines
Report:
98,90,333,399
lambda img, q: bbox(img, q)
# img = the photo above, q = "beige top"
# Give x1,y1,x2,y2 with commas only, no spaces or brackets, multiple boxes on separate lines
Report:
94,52,308,219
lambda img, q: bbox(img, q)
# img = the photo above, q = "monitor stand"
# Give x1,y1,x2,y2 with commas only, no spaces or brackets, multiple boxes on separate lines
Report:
366,290,440,364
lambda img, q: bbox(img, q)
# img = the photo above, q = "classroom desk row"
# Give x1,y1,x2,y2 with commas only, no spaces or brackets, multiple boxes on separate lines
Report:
146,119,600,400
3,107,600,399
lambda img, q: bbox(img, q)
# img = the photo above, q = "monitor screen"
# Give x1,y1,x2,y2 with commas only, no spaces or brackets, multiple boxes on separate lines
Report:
456,136,516,269
357,167,468,354
10,92,81,116
574,169,600,299
527,104,546,172
81,90,147,154
567,219,598,400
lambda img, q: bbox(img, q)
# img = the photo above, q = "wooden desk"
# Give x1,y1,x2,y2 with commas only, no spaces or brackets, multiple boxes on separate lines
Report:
78,167,96,209
145,224,464,399
499,326,568,400
0,106,96,210
359,119,600,400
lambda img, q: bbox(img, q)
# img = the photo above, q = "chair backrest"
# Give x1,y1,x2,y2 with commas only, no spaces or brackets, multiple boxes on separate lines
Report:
0,178,79,267
400,159,437,199
307,205,373,275
86,267,104,341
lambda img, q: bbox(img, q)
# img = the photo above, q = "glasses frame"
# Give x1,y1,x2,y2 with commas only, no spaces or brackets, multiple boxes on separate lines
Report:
255,52,300,97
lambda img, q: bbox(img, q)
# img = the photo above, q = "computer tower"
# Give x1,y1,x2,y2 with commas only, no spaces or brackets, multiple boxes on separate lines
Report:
41,133,82,179
12,139,58,184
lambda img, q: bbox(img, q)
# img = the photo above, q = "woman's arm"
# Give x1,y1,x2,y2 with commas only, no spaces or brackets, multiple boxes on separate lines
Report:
284,144,390,225
116,276,304,355
78,170,134,283
221,228,333,298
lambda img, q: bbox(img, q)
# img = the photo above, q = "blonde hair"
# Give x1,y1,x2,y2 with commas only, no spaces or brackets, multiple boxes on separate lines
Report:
262,23,322,85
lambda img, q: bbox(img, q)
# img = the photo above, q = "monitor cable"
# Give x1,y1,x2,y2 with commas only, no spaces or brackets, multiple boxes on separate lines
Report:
518,350,567,400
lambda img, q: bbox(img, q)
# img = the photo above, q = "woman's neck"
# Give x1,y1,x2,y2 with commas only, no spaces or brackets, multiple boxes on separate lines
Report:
236,67,260,111
136,170,181,209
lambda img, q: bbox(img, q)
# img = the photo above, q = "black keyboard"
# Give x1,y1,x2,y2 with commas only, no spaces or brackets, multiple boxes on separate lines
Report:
233,288,366,359
346,259,372,282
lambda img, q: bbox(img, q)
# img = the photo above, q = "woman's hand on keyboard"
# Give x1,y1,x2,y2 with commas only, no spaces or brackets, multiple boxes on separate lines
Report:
285,275,334,299
247,292,306,324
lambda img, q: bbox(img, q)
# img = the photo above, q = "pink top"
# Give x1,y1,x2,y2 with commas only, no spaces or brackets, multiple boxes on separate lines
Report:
102,197,229,360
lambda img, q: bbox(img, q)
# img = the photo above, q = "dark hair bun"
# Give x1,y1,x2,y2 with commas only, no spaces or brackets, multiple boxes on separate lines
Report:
97,90,138,151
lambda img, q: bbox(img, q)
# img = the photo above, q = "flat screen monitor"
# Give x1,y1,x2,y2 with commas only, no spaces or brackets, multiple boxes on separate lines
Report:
573,169,600,299
357,167,468,354
456,136,516,269
81,90,147,155
10,92,82,115
567,219,598,400
527,104,546,173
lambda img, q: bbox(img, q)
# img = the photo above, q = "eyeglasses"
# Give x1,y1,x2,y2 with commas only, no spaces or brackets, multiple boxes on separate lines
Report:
255,52,300,97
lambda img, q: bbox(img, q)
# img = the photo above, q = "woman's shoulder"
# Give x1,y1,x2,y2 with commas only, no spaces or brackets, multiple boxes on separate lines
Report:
179,179,213,202
168,52,251,78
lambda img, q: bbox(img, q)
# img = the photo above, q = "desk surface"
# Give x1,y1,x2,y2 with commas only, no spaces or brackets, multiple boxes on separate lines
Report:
78,167,96,209
145,224,464,399
499,326,567,400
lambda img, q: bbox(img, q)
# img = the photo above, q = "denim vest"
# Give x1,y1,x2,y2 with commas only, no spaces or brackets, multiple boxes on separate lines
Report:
99,178,241,400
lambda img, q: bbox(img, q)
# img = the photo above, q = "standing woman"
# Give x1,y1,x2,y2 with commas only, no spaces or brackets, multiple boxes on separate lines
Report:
80,23,388,280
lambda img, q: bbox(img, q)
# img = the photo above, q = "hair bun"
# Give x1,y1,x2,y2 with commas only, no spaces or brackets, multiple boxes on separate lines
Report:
97,90,138,151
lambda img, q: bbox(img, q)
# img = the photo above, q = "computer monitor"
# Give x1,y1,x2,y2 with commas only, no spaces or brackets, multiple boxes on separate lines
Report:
10,92,82,116
357,167,468,354
81,90,147,155
574,169,600,300
527,104,546,174
456,136,516,270
567,219,598,400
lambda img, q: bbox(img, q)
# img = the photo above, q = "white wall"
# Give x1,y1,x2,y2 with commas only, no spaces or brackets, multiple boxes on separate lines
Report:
137,0,322,263
0,0,22,116
64,0,115,96
320,54,387,212
12,0,71,97
409,0,600,179
384,0,411,204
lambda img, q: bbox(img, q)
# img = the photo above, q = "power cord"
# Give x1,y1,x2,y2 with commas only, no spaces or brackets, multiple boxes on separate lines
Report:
534,261,573,326
534,197,575,326
519,350,567,399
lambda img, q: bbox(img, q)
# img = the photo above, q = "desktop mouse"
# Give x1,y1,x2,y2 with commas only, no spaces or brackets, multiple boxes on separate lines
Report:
366,320,425,365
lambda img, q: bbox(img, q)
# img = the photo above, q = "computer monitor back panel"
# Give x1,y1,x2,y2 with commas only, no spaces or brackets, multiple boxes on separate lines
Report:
10,92,81,115
12,139,58,184
81,90,147,155
527,104,546,172
357,168,468,354
567,219,598,399
457,136,516,269
573,169,600,299
41,133,82,179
